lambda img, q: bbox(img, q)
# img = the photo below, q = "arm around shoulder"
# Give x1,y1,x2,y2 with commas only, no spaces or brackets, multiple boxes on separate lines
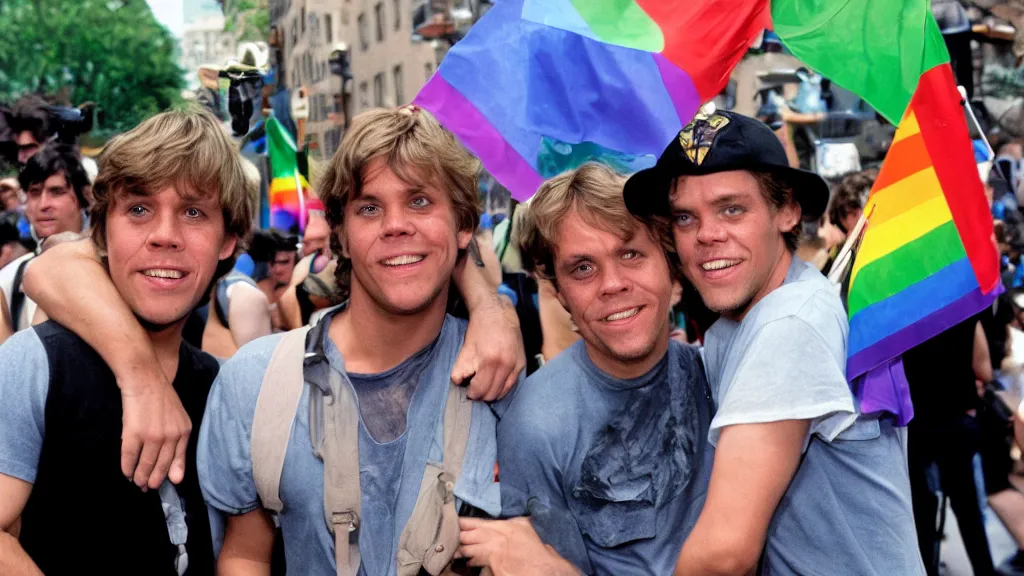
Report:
675,419,810,576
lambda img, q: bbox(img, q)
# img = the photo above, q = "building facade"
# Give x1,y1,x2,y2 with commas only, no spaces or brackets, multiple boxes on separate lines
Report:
180,6,237,91
272,0,440,159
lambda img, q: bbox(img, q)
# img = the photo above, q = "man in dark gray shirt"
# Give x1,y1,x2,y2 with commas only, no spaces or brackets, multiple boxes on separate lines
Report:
459,163,713,575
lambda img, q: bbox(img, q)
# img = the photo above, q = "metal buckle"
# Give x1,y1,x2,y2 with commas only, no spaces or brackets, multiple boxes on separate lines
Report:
332,510,359,532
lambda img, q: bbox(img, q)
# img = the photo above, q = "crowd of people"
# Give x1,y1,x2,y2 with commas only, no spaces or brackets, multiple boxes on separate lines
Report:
0,87,1018,576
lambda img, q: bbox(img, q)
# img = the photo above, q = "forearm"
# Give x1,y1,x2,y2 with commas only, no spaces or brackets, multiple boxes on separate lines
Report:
22,240,159,387
0,531,43,576
453,239,502,311
217,556,272,576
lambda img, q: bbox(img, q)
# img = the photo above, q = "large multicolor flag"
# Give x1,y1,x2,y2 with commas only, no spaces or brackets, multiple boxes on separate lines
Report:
265,115,311,232
774,0,1001,423
414,0,770,201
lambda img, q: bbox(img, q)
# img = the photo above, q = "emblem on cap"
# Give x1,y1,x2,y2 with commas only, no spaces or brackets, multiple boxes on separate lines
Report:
679,112,730,166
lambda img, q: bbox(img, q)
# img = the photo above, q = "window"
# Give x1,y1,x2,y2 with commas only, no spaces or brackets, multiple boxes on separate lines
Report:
358,14,368,51
374,3,385,42
373,72,384,107
325,14,333,43
424,61,433,82
342,7,350,25
359,81,369,110
393,0,401,30
291,18,298,47
374,2,385,42
393,64,404,105
301,7,306,34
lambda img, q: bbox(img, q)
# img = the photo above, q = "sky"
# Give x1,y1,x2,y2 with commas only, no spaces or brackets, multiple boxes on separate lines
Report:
147,0,184,37
147,0,223,37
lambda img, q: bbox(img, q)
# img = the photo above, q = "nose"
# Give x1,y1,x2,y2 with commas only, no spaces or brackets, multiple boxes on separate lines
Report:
599,262,631,297
695,217,728,245
147,210,184,250
380,206,415,239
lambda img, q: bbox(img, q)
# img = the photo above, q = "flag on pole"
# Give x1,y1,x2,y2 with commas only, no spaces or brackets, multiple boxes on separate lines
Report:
266,115,311,233
414,0,770,201
774,0,1001,423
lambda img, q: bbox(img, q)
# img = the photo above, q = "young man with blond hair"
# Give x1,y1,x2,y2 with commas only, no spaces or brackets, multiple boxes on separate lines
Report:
182,105,523,575
460,163,714,575
0,108,257,575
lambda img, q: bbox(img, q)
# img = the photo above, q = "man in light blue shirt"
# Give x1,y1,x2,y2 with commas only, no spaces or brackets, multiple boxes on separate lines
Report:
625,110,923,575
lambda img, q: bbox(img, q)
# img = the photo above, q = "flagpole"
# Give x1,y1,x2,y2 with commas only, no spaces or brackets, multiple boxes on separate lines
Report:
958,86,993,159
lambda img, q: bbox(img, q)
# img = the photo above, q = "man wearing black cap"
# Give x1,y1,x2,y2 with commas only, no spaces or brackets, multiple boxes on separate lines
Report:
625,110,923,575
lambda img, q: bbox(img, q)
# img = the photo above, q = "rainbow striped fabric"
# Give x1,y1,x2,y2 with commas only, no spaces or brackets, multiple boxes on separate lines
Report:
775,0,1001,423
846,65,1001,380
414,0,769,201
266,116,311,233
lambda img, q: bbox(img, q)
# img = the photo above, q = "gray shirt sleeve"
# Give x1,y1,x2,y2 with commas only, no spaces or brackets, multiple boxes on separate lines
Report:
710,315,856,446
0,329,49,483
197,335,279,516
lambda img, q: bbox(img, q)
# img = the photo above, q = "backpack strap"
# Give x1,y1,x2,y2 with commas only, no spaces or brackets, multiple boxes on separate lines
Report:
251,326,311,513
396,382,473,576
10,257,31,331
320,363,362,576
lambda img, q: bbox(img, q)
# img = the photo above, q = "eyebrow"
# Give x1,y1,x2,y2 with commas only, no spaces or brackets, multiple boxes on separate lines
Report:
356,185,427,203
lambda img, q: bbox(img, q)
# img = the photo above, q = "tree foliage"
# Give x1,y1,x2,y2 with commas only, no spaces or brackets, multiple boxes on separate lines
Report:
223,0,269,43
0,0,185,140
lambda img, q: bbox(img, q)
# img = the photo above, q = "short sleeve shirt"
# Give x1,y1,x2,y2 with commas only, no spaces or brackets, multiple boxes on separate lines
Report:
701,256,924,576
497,340,714,575
197,312,502,575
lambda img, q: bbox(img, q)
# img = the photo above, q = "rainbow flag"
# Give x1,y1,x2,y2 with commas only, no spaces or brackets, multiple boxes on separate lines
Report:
415,0,770,201
266,115,311,232
774,0,1001,423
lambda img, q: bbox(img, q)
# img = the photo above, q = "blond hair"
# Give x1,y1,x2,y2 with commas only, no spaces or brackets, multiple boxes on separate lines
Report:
518,162,679,284
318,107,480,300
90,107,258,256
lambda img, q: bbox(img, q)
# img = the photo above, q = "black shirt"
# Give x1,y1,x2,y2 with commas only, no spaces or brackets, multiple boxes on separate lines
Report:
19,321,218,575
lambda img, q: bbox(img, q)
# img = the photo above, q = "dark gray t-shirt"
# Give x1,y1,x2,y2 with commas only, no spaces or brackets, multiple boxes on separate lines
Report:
497,340,714,575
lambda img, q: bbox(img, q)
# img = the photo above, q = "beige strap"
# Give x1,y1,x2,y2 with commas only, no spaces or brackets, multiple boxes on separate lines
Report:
396,383,473,576
441,383,473,475
322,364,362,576
251,327,310,513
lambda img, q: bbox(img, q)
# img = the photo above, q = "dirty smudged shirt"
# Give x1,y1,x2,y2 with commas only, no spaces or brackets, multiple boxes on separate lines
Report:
497,340,714,575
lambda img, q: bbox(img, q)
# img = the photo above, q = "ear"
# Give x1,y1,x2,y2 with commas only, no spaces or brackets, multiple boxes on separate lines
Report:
457,228,472,251
219,235,239,261
776,200,801,235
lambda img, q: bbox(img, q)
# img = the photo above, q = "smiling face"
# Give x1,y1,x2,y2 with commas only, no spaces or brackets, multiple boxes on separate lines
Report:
552,208,673,379
105,185,237,327
670,170,799,321
341,157,471,316
25,172,83,239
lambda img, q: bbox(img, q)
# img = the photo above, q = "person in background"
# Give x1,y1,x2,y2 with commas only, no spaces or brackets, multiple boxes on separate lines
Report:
8,95,57,167
0,145,89,343
0,177,20,212
256,231,298,331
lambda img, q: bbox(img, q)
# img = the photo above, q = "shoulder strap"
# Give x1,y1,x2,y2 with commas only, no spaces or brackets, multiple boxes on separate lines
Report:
10,257,31,331
251,326,311,513
441,382,473,478
321,367,362,576
395,382,473,576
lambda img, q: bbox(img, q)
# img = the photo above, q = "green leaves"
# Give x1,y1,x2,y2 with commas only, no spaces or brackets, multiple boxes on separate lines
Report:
0,0,185,140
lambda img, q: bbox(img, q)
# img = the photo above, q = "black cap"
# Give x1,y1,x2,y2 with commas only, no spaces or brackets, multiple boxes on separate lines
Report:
624,110,829,222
